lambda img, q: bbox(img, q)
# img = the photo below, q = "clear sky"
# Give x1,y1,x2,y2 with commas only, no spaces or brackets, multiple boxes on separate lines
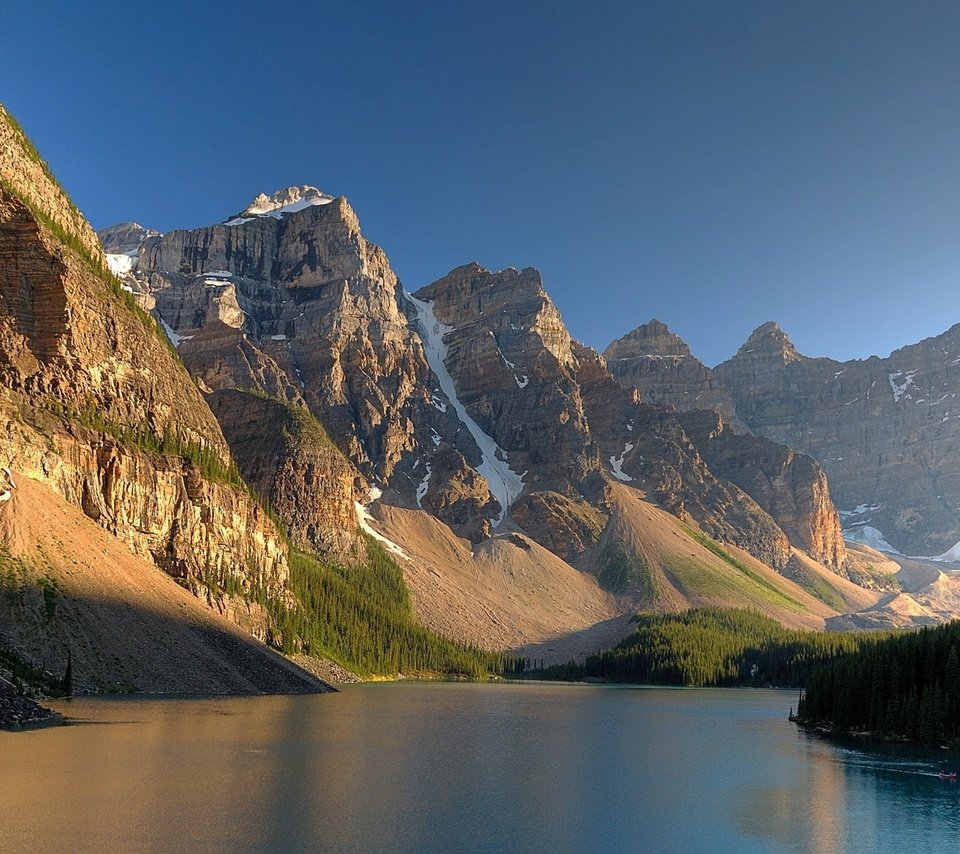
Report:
5,1,960,365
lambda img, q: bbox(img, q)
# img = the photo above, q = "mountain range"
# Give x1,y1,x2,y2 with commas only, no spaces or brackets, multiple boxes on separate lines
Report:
4,101,960,694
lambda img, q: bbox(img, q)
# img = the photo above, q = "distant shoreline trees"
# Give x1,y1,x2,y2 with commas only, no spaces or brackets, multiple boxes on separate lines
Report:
523,608,876,688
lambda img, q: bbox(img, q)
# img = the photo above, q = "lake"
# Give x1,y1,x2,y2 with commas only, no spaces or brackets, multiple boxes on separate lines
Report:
2,683,959,853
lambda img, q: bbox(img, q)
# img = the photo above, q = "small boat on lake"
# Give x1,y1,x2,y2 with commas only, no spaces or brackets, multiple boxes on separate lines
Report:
938,771,957,780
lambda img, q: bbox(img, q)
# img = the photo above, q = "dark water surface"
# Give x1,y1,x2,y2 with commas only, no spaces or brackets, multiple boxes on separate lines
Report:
2,683,959,853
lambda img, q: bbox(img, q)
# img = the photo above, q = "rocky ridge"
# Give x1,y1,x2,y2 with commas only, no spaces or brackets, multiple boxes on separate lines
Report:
610,318,960,556
108,200,853,590
0,106,321,688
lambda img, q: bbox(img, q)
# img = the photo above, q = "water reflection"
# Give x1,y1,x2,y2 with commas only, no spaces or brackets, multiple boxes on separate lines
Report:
1,686,958,853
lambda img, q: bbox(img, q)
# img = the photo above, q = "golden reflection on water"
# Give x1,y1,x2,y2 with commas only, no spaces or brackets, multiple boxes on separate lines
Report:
1,685,956,853
734,732,847,854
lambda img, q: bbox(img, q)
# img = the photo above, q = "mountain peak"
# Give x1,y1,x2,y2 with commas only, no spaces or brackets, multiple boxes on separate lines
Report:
736,321,800,362
603,319,693,361
226,185,335,224
98,222,161,255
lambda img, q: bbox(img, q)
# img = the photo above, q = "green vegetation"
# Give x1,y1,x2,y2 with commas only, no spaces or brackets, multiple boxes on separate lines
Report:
787,561,846,611
258,537,509,679
0,548,70,696
596,541,654,598
527,608,875,688
797,620,960,745
681,524,804,611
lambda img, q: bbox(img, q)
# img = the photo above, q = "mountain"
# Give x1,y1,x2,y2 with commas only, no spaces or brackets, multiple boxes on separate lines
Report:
607,319,960,559
100,201,870,645
15,93,937,697
0,104,326,692
604,319,741,426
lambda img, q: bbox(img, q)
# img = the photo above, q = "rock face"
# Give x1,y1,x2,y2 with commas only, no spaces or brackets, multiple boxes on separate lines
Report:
99,222,160,255
675,410,846,570
0,106,102,261
413,263,602,499
610,318,960,556
207,389,364,557
120,191,495,542
604,319,740,426
0,105,290,626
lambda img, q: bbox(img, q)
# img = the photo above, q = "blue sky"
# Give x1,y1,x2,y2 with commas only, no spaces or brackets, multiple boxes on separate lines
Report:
5,1,960,365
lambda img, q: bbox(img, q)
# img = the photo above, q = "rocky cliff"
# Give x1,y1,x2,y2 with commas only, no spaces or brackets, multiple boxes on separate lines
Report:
675,410,846,570
0,105,292,638
207,389,364,557
610,317,960,556
604,319,740,425
411,264,800,572
114,190,496,542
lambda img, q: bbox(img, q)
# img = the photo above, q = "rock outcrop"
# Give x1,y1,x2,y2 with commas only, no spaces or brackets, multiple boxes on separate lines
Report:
675,410,846,571
119,191,495,542
207,389,364,557
604,319,740,425
413,263,602,498
610,317,960,556
0,105,291,625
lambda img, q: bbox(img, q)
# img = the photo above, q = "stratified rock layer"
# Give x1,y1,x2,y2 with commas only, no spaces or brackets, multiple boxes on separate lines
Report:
126,195,494,542
604,319,740,426
0,107,290,624
610,318,960,555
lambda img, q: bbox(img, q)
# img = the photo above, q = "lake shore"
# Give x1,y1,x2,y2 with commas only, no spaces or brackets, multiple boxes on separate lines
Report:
0,685,62,731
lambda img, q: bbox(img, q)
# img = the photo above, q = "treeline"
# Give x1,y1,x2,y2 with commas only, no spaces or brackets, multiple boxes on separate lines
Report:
262,537,510,679
529,608,875,688
796,620,960,745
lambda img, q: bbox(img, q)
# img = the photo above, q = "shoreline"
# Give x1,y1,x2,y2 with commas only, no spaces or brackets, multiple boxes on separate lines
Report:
0,689,63,731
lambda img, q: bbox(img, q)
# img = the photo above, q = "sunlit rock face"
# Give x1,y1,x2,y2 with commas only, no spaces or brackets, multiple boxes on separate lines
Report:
98,187,848,579
0,106,290,615
112,191,495,543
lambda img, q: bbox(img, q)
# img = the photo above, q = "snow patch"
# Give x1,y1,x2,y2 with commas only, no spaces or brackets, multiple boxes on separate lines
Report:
106,253,136,276
430,393,448,413
888,370,917,402
609,442,635,482
160,318,192,347
930,540,960,563
354,501,409,560
407,294,525,526
430,428,441,447
416,463,432,508
270,334,288,341
225,186,334,225
839,503,882,518
843,525,900,554
515,375,529,389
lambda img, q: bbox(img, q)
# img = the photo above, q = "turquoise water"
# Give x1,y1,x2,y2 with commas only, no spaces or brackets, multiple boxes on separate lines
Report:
2,683,959,853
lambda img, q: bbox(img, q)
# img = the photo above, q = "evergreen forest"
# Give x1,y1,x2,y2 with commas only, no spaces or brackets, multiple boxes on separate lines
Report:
262,537,509,679
526,608,876,688
796,619,960,746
